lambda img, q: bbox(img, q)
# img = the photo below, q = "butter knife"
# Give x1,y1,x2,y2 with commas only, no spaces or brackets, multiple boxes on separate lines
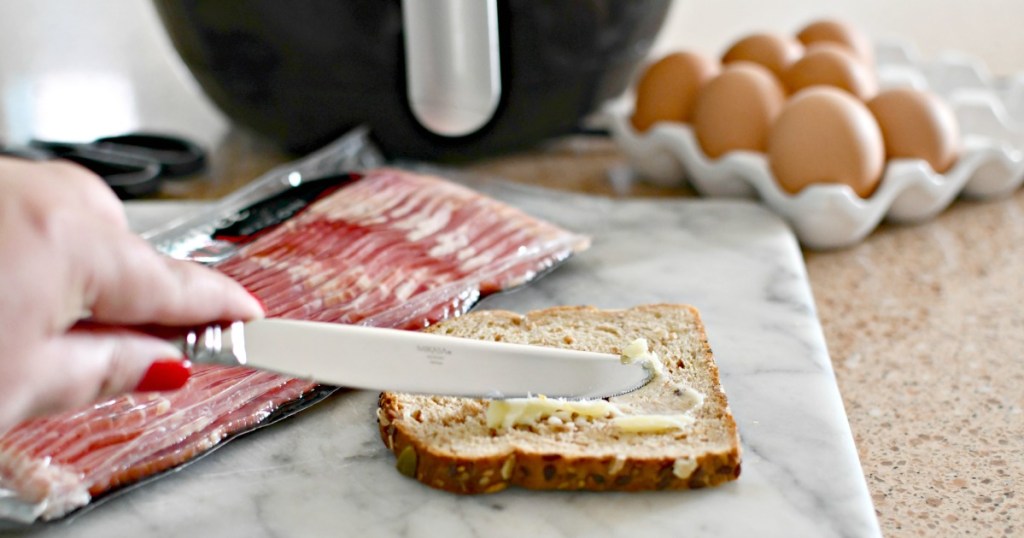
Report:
175,319,651,399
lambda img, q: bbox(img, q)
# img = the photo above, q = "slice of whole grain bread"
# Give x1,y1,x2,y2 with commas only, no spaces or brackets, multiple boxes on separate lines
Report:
377,304,741,493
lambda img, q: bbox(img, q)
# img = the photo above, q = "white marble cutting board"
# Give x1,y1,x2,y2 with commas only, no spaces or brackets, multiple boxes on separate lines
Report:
25,186,880,537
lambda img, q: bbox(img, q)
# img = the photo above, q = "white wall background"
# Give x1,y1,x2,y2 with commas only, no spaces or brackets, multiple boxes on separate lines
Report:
653,0,1024,75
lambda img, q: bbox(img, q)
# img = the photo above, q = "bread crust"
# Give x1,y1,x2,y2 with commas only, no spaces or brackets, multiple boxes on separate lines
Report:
377,304,741,494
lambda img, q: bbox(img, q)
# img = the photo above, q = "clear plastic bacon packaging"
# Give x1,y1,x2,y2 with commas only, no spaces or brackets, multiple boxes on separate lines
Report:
0,128,591,525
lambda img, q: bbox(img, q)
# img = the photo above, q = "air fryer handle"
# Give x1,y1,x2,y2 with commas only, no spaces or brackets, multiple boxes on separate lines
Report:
401,0,501,137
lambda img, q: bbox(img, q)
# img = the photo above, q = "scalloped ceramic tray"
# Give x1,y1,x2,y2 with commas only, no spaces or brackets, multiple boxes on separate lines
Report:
608,40,1024,250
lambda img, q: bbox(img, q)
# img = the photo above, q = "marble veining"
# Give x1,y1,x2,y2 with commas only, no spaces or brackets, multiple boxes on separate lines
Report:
16,186,879,537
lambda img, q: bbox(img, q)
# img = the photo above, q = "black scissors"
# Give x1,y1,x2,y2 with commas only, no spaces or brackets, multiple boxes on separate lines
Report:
1,132,206,199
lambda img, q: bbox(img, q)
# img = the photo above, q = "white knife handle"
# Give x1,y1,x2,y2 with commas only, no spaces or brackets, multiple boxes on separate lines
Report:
175,321,247,367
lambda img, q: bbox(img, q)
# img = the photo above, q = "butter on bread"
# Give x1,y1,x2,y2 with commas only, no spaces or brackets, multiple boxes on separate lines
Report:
377,304,741,493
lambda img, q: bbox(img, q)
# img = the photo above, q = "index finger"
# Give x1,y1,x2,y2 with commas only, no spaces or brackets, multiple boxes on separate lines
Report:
82,225,264,326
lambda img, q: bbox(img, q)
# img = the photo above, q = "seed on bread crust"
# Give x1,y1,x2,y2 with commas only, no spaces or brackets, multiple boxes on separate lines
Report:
608,454,626,475
500,456,516,480
396,446,418,477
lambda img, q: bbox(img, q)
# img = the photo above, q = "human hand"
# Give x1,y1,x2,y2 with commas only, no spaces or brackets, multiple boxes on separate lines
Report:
0,157,263,432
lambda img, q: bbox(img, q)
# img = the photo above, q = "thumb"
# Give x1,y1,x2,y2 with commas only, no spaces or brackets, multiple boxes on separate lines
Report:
25,328,192,419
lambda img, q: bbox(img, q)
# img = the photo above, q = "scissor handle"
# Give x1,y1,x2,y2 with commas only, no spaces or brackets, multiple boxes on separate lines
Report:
93,133,206,178
60,148,164,199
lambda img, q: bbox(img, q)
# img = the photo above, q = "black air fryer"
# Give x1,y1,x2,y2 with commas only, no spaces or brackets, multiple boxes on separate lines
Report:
153,0,670,160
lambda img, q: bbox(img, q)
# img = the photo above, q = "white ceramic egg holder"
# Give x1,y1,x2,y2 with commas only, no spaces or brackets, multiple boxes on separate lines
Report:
607,40,1024,250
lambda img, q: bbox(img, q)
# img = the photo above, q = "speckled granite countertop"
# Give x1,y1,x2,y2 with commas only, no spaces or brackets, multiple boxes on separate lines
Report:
807,192,1023,536
467,137,1023,537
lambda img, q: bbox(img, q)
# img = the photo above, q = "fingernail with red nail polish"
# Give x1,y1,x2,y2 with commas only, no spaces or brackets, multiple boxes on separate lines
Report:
135,359,193,392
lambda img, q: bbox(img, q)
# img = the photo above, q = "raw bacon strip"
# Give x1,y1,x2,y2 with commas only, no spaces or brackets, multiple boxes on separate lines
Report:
0,367,314,522
0,168,588,523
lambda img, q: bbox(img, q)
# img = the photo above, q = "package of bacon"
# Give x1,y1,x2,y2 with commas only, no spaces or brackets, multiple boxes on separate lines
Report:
0,129,589,524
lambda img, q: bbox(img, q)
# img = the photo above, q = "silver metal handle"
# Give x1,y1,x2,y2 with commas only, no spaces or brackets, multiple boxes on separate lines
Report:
175,321,247,367
401,0,501,137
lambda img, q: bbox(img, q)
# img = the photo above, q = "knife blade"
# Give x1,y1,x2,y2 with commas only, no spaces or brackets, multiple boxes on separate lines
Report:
176,319,652,399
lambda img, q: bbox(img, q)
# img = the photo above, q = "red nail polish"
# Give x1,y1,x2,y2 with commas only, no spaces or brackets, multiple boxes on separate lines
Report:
135,360,193,392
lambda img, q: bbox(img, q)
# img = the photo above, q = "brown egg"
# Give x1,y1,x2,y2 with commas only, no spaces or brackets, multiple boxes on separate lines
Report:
867,88,961,173
796,18,873,66
722,32,805,78
768,87,885,197
631,51,721,132
781,43,877,100
692,63,787,158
